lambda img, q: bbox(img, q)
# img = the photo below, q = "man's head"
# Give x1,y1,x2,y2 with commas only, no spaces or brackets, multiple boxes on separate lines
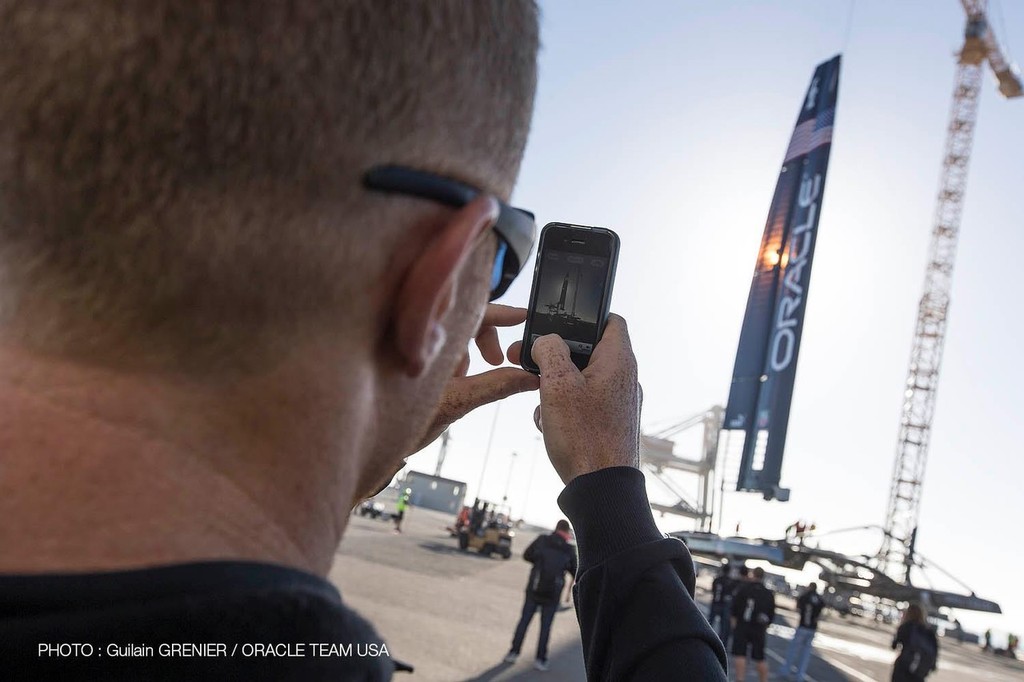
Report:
0,1,539,496
902,603,926,625
807,582,818,593
752,567,765,582
555,520,570,533
738,565,750,580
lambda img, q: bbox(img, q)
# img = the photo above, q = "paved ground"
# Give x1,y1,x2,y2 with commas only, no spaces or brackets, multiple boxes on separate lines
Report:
330,507,1024,681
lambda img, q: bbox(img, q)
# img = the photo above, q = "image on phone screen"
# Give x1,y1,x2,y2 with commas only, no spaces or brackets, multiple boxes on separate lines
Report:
522,224,618,372
531,250,606,352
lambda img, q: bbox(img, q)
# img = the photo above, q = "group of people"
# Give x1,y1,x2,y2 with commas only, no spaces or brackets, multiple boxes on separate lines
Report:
708,564,779,682
709,563,942,682
983,628,1019,658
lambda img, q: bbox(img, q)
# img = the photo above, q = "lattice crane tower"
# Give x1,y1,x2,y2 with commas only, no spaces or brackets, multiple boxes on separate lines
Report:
880,0,1022,582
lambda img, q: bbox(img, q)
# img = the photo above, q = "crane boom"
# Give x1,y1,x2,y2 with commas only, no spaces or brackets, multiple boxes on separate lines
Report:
961,0,1024,96
879,60,983,582
880,1,1021,582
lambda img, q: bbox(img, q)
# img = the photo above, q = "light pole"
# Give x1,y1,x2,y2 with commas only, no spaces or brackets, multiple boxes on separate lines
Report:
475,402,502,500
434,428,451,478
502,452,518,512
521,436,542,520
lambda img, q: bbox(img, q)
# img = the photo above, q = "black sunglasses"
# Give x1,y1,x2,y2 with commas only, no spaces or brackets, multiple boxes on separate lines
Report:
362,165,536,301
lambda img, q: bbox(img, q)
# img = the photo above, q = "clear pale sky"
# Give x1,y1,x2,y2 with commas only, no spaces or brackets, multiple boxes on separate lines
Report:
398,0,1024,641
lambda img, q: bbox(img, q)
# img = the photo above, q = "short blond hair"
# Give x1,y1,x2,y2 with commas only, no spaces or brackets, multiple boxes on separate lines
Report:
0,1,539,370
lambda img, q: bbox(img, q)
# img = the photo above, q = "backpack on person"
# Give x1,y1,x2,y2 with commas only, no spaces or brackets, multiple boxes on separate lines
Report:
528,539,567,601
904,625,937,676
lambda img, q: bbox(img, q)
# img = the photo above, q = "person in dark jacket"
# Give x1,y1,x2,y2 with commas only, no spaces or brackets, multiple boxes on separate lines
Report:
731,567,776,682
733,564,751,593
891,603,939,681
0,2,727,680
504,520,578,671
709,563,735,645
780,582,824,681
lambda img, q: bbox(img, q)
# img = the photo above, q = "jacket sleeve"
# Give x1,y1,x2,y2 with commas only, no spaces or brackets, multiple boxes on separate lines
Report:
730,586,746,620
892,623,907,650
558,467,727,681
523,537,542,564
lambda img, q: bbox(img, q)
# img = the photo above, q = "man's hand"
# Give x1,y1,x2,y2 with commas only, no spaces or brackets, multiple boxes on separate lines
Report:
412,304,539,454
532,314,641,484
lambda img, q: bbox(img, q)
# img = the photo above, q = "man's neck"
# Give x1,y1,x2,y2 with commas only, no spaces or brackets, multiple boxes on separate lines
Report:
0,341,371,577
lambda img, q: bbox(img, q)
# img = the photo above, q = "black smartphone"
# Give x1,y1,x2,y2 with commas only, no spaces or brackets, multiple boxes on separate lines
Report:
520,222,619,373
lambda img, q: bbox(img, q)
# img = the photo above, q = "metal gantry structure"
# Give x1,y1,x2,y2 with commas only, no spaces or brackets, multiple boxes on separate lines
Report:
640,406,723,532
880,0,1022,582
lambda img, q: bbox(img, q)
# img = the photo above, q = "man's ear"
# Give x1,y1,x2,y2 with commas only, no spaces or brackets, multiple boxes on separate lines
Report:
392,195,499,377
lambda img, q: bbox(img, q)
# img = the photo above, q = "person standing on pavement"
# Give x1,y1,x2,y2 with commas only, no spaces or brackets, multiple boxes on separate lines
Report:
731,567,776,682
393,488,411,534
504,520,578,672
891,603,938,681
709,563,735,646
780,582,824,681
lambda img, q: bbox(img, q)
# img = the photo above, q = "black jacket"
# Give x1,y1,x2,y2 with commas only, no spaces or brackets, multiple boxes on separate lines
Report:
892,621,939,676
730,581,776,629
796,590,824,629
710,575,734,607
0,561,395,680
523,531,578,603
1,467,727,681
558,467,727,680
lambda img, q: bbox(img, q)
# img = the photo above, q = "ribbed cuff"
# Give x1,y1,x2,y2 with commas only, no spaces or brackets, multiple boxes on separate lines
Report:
557,467,664,573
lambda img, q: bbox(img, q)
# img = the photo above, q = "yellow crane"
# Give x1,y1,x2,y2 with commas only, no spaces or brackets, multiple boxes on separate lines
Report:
880,0,1021,582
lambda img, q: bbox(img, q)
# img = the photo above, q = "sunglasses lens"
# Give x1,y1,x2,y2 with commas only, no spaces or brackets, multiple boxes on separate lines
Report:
490,240,508,296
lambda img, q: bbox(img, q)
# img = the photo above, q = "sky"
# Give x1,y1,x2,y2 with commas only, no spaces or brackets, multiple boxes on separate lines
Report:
398,0,1024,642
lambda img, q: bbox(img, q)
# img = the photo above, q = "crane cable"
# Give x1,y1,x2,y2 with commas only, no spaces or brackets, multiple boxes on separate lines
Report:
841,0,857,54
992,0,1015,64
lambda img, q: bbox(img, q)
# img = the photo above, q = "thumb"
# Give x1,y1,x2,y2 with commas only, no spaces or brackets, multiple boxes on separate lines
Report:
531,334,579,380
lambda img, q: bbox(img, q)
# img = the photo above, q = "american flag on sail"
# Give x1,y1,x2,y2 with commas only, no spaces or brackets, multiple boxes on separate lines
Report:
784,107,834,163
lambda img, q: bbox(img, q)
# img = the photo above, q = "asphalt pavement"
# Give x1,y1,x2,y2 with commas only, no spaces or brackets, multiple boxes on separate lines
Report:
330,506,1024,681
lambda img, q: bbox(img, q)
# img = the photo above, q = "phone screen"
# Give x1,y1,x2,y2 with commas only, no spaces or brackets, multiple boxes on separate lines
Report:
522,224,618,372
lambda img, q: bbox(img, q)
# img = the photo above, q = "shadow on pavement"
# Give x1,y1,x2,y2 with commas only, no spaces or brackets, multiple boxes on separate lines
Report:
460,660,514,682
418,541,513,562
459,640,585,682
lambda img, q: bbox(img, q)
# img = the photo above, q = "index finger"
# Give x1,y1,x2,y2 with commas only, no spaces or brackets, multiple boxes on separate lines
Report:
584,314,636,373
480,303,528,328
